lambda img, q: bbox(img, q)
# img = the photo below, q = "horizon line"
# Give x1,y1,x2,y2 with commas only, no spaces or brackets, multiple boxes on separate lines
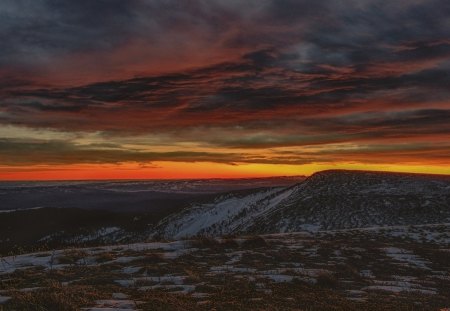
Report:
2,168,449,182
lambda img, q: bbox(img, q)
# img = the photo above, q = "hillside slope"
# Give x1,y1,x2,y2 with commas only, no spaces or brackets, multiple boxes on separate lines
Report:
155,170,450,238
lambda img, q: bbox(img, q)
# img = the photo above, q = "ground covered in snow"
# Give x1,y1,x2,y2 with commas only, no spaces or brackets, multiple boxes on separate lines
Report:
0,224,449,310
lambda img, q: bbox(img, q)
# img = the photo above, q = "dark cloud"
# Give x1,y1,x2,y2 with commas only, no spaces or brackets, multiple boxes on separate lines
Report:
0,0,137,66
0,138,334,166
0,138,246,165
4,48,448,131
3,137,447,167
1,0,447,71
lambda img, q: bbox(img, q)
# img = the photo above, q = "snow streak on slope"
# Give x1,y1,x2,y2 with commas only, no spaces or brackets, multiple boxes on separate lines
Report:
155,170,450,238
157,187,295,239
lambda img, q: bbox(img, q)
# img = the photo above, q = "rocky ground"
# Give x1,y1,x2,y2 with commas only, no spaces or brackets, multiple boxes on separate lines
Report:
0,223,449,310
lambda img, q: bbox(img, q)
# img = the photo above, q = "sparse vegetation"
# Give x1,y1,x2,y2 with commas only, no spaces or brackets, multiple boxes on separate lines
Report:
316,271,338,289
241,236,267,248
57,249,88,265
95,251,115,263
1,227,449,310
5,282,102,311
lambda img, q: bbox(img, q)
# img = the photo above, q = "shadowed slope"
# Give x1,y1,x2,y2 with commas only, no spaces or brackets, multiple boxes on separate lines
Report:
156,170,450,238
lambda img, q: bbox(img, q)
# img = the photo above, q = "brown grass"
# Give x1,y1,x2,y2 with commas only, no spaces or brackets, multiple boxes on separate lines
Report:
316,272,338,289
241,236,268,248
189,236,221,249
95,252,115,263
5,281,101,311
57,249,88,265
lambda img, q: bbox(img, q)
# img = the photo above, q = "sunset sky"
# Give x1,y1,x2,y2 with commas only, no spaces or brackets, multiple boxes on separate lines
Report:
0,0,449,180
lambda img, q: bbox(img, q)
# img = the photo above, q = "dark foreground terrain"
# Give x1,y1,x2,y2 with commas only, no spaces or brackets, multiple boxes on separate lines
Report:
0,224,449,310
0,171,449,310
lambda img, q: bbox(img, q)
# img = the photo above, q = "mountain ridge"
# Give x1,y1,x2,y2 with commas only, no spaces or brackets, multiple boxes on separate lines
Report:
154,169,450,238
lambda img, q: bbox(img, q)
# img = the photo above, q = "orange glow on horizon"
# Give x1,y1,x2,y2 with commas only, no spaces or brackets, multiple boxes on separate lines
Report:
1,161,449,181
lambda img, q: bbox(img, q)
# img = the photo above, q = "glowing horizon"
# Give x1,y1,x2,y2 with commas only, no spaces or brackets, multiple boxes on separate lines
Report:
1,161,450,181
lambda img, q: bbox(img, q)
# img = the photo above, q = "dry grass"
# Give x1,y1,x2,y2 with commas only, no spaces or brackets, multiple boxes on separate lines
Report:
57,249,88,265
189,236,221,249
5,281,102,311
95,251,115,263
316,271,338,289
183,267,201,283
241,236,267,248
1,230,449,311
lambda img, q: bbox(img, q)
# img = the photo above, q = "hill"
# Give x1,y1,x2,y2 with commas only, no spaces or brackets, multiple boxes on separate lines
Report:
155,170,450,238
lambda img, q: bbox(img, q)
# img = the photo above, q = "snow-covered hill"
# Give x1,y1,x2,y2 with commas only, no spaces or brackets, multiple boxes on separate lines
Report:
154,170,450,238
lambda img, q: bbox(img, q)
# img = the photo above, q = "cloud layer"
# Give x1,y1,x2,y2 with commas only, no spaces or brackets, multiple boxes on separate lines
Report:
0,0,449,175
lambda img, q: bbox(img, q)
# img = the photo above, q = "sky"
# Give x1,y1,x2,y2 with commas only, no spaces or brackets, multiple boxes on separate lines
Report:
0,0,449,180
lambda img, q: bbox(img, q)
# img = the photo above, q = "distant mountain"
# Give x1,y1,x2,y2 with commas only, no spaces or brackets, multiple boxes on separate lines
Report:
0,176,304,212
154,170,450,238
2,171,449,253
0,177,304,254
